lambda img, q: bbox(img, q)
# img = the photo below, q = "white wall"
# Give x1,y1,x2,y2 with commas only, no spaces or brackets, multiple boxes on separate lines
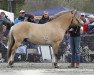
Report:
38,45,52,61
0,9,14,23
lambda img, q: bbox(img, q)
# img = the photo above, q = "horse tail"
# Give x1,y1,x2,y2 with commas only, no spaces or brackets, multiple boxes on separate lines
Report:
7,27,15,60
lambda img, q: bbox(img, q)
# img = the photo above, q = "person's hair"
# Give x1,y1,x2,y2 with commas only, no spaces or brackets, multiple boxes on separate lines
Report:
27,15,34,22
42,15,49,19
1,12,5,15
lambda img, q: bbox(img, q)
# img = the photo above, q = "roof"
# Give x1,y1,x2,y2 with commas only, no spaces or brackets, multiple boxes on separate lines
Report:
28,6,69,16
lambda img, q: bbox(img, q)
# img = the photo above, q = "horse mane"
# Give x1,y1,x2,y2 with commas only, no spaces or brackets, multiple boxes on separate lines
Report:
50,10,73,20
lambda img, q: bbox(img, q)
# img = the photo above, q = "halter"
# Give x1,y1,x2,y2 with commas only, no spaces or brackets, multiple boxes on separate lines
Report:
70,12,80,33
71,12,80,25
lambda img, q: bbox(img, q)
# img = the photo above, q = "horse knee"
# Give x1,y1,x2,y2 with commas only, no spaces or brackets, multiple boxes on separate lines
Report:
55,54,60,60
55,50,62,60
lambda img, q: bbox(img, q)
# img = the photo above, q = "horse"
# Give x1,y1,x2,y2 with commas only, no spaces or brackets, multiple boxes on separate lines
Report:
7,10,81,68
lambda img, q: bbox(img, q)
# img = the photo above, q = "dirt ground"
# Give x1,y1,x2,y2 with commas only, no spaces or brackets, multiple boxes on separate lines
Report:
0,63,94,75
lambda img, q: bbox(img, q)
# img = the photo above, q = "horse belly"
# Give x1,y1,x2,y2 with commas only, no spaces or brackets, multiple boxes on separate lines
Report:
29,34,52,45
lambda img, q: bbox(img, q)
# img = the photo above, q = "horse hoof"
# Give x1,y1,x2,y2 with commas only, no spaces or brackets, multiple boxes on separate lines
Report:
53,63,59,68
8,61,14,66
54,66,59,68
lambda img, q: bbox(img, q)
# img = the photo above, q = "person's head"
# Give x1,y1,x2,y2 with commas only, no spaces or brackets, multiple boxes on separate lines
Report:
19,10,25,17
1,12,5,16
43,11,49,18
27,14,35,22
0,12,6,18
29,15,34,20
80,13,85,22
88,15,94,23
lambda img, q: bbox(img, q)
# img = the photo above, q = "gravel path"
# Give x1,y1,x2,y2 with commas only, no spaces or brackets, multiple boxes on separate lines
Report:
0,63,94,75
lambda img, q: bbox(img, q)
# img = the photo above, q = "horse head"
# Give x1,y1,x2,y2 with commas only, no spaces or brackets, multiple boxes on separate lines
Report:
70,10,82,26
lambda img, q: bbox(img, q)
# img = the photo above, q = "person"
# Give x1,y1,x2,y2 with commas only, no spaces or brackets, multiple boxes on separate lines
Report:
80,13,88,34
0,12,12,62
38,11,51,24
87,15,94,34
0,12,12,44
68,25,81,68
0,12,12,25
0,12,12,40
27,14,36,23
60,31,70,61
14,10,25,24
80,13,86,23
0,12,12,28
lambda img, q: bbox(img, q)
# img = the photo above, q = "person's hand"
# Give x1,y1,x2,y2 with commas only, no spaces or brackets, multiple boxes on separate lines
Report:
2,25,7,32
69,28,73,31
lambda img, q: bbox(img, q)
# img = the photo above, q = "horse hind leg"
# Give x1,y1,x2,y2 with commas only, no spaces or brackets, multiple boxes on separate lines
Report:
8,41,22,66
7,30,15,63
7,39,15,61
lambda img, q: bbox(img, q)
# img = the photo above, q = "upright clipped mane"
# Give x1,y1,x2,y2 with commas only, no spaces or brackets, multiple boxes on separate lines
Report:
51,10,73,20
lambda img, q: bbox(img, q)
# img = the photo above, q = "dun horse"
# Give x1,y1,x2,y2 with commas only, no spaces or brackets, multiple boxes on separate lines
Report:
7,10,81,68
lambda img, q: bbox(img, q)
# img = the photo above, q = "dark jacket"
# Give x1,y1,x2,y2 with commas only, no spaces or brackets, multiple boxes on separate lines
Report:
0,16,12,26
27,17,36,23
68,25,80,37
14,17,25,24
38,15,50,24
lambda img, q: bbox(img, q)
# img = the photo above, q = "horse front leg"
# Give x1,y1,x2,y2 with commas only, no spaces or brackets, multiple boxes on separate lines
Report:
50,46,57,68
52,41,61,68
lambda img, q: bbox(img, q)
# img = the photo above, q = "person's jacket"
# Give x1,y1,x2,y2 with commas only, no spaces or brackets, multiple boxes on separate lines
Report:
38,16,50,24
68,25,80,37
0,16,12,25
14,17,25,24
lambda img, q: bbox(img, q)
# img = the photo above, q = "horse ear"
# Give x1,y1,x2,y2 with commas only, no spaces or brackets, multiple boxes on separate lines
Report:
71,10,77,15
74,10,77,14
71,10,74,14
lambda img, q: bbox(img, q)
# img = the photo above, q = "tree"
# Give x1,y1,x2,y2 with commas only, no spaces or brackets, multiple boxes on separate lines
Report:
0,0,25,16
1,0,94,16
0,0,8,11
14,0,25,16
59,0,94,13
23,0,60,12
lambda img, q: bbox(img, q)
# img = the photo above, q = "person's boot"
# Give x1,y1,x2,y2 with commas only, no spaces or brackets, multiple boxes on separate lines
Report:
68,63,75,68
75,62,80,68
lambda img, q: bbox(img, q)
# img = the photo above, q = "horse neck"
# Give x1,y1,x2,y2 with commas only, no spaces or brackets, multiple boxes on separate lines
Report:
51,14,72,31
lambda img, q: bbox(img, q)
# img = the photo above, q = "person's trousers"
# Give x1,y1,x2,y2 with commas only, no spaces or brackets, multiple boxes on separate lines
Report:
70,36,81,63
